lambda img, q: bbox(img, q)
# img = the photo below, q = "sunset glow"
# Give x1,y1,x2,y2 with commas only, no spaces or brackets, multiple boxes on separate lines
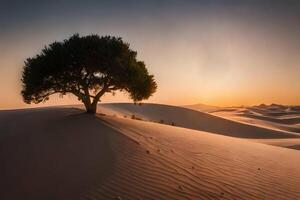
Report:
1,1,300,109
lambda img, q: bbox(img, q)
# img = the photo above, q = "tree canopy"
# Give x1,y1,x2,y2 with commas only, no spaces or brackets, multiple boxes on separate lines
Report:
21,34,157,113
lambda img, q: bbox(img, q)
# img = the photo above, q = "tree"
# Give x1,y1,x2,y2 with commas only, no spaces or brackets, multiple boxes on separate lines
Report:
21,34,157,114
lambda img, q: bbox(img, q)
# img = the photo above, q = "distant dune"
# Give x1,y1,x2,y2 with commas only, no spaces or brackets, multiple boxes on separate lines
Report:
183,103,221,112
99,103,299,139
190,103,300,150
1,107,300,199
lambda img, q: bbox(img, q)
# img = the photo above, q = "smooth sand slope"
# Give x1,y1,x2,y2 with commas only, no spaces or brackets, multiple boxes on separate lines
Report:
1,107,300,199
99,103,299,139
94,116,300,200
0,108,115,200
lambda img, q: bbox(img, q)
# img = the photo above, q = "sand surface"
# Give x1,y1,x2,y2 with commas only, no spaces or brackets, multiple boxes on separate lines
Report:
96,116,300,199
0,108,116,200
211,108,300,133
183,103,220,112
202,105,300,150
1,106,300,199
99,103,299,139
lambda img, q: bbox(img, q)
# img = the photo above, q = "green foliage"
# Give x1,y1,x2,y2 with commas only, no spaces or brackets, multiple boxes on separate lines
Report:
21,34,157,112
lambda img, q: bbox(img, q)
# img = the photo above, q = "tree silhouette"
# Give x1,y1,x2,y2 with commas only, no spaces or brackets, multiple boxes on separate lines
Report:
21,34,157,113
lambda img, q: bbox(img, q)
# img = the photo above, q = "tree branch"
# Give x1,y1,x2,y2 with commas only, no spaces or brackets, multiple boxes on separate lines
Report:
91,82,110,105
37,90,68,102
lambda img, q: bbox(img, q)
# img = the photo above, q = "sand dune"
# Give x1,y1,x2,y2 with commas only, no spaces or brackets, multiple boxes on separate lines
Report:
1,107,300,199
238,113,300,133
238,112,300,125
183,103,221,112
210,106,300,133
99,103,299,139
0,108,116,200
0,108,300,200
197,105,300,151
251,138,300,150
248,105,300,117
92,116,300,199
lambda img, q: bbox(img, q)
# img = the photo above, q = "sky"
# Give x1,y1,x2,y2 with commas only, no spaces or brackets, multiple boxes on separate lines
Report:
1,0,300,109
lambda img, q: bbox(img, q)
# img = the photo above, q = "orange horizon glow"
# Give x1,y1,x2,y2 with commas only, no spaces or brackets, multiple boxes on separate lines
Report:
1,2,300,109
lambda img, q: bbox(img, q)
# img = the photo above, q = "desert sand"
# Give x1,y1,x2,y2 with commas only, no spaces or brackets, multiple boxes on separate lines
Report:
0,108,116,200
99,103,299,139
1,104,300,199
195,104,300,150
183,103,221,113
210,106,300,134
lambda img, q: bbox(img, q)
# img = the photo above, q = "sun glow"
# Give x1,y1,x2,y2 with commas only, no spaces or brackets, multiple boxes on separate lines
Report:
1,1,300,109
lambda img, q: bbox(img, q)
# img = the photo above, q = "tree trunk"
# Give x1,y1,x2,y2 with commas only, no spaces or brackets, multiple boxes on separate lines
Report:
85,104,97,114
84,101,97,114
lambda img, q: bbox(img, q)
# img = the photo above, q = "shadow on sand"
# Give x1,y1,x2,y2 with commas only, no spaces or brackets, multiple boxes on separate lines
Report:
0,108,118,200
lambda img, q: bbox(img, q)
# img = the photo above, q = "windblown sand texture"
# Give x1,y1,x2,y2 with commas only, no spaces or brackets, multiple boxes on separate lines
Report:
1,104,300,199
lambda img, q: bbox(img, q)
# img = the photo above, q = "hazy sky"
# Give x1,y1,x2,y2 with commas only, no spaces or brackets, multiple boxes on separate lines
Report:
1,0,300,109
